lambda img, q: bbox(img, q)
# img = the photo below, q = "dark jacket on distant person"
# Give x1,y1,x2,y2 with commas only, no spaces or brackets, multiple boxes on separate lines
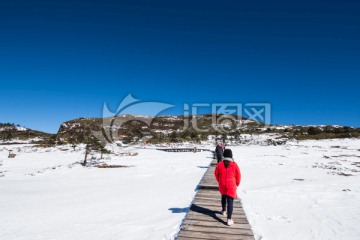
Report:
215,144,224,163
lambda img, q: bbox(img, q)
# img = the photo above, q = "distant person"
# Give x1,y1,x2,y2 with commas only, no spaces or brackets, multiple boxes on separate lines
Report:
215,141,224,163
214,149,241,226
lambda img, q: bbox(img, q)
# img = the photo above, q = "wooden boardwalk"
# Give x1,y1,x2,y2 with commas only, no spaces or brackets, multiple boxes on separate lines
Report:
176,159,255,240
157,148,211,153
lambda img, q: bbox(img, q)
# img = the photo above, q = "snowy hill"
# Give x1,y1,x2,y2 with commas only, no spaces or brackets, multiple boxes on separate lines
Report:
3,116,359,147
56,114,256,143
0,123,53,144
56,115,360,145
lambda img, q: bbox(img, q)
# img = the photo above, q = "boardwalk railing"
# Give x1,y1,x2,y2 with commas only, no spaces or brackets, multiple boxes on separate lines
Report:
176,159,255,240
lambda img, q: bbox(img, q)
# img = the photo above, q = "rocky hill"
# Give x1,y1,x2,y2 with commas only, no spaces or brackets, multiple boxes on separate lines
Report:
2,116,360,145
56,114,259,143
56,115,360,144
0,123,53,143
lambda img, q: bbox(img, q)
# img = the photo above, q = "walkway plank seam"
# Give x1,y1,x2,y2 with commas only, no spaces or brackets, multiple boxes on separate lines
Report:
176,159,255,240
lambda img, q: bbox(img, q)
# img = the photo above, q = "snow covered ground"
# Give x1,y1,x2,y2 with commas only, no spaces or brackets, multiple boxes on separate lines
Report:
236,138,360,240
0,145,210,240
1,138,360,240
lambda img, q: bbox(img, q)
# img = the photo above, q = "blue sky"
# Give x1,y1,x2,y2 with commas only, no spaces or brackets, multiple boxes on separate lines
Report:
0,0,359,133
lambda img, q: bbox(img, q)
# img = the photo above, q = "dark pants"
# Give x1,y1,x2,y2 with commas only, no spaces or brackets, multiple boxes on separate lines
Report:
215,146,223,163
221,195,234,219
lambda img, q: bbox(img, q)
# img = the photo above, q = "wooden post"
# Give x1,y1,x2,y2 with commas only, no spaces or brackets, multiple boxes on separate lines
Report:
83,144,89,166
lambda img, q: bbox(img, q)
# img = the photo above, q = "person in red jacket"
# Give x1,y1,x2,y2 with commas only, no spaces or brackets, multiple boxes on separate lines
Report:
214,149,241,226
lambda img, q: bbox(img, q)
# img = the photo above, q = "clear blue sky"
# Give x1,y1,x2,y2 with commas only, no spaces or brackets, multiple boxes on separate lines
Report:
0,0,359,133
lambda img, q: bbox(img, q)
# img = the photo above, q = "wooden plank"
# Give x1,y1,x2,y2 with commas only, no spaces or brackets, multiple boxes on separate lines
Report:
195,190,220,196
195,192,220,196
186,211,249,222
203,174,216,178
191,203,245,213
192,199,243,207
199,177,217,182
183,219,252,230
193,195,241,202
194,193,220,198
193,194,219,199
195,194,244,203
198,179,217,184
193,200,240,207
199,184,218,188
202,176,216,180
199,178,217,182
177,230,255,240
203,171,216,174
177,237,202,240
187,209,247,218
198,185,219,189
200,180,218,184
157,148,211,153
198,185,218,190
198,186,218,189
200,175,216,180
191,199,244,208
200,179,218,184
181,225,254,236
185,213,250,225
200,173,216,177
198,181,218,185
194,197,242,206
192,206,245,215
203,169,216,172
187,212,248,222
193,198,243,206
196,189,219,194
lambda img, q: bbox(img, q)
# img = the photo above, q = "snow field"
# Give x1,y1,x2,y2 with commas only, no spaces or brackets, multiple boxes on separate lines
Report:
1,138,360,240
0,146,210,240
236,139,360,240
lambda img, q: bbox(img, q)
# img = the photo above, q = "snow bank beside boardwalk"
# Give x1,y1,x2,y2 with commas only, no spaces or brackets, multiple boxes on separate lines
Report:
0,147,211,240
236,138,360,240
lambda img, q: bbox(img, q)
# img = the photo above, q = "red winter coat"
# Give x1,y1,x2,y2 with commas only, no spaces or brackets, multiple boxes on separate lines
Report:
214,161,241,199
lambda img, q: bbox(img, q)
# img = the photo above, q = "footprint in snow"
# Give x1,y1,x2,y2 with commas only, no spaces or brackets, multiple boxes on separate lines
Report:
253,212,291,223
266,215,291,223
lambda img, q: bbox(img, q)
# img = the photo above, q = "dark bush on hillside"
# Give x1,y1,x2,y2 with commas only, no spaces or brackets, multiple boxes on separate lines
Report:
308,127,322,135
